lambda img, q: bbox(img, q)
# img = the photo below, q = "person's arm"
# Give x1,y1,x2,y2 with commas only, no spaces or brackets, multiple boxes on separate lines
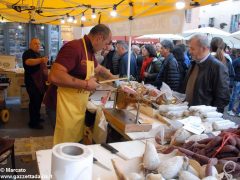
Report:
95,64,116,79
25,57,48,66
212,63,230,113
146,60,161,80
48,63,98,91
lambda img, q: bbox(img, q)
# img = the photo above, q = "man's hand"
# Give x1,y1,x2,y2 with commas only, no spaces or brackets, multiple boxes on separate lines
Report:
86,77,99,91
41,57,48,64
144,72,149,77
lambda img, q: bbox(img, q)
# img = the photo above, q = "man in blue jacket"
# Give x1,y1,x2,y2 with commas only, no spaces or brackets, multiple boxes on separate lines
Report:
228,57,240,116
116,41,137,79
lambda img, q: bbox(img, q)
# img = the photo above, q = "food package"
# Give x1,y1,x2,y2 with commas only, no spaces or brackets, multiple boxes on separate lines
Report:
212,120,236,131
202,117,224,123
202,122,213,133
157,156,184,179
166,110,186,120
155,126,175,145
201,112,223,119
189,105,217,113
159,104,188,113
170,128,192,145
186,134,209,142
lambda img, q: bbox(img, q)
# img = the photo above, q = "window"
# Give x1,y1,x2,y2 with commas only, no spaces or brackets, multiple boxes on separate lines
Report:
209,17,215,27
230,14,240,33
0,23,6,54
185,9,192,23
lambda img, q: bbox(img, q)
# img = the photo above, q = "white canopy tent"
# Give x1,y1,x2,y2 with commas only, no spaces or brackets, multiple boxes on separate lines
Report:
135,34,185,40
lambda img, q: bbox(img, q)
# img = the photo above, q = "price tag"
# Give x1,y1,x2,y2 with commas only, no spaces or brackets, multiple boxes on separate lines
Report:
177,116,205,135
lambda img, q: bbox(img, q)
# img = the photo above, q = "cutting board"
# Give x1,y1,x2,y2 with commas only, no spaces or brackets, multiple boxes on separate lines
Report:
103,109,152,133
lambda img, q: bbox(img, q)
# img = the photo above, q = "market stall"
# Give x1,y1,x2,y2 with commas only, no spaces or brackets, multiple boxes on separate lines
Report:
88,80,236,142
37,126,240,179
1,1,238,179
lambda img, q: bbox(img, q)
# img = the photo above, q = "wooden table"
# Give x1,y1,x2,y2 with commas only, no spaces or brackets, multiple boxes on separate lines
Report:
36,140,147,180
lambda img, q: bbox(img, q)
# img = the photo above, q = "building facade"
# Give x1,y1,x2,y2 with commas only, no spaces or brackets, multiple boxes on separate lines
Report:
199,0,240,32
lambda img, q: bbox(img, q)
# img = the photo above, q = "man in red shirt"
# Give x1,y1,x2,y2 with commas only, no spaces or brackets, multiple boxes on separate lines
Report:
45,24,114,144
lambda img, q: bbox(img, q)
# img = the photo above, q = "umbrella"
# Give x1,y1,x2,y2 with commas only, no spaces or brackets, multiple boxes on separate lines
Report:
223,36,240,49
183,27,240,48
135,34,185,40
183,27,231,37
230,30,240,39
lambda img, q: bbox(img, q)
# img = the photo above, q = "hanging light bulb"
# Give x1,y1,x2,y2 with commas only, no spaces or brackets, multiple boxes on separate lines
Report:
60,17,65,24
91,8,96,19
81,13,86,21
110,5,117,17
176,0,185,9
67,14,73,23
73,17,77,24
18,24,22,29
41,25,44,30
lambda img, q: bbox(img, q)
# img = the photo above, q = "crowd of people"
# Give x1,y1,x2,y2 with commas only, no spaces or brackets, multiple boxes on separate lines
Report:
96,34,240,115
22,24,240,145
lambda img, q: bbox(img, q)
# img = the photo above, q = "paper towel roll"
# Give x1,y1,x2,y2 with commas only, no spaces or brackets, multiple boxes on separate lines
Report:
51,143,93,180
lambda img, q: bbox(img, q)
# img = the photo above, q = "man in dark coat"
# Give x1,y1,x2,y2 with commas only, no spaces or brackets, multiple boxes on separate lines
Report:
183,34,230,113
154,40,181,91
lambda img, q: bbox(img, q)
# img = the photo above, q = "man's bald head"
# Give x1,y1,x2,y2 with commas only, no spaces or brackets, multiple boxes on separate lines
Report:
88,24,112,53
30,38,41,53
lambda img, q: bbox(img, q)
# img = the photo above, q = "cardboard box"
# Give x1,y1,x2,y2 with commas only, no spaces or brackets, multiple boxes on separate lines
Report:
0,55,16,69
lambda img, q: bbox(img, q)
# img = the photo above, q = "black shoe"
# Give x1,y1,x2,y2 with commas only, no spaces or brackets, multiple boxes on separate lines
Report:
28,123,44,129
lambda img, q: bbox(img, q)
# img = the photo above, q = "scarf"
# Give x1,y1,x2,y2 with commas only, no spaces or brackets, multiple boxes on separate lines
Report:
140,57,153,80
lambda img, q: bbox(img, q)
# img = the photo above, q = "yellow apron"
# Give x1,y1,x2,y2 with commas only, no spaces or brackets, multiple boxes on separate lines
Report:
53,38,94,145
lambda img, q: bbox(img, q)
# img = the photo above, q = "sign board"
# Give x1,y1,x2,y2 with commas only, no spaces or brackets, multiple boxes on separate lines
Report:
108,10,185,36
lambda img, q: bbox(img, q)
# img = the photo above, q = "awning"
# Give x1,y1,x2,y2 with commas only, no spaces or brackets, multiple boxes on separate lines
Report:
0,0,225,26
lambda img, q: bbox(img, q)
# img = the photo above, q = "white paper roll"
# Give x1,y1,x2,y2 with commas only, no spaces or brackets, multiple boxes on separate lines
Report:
51,143,93,180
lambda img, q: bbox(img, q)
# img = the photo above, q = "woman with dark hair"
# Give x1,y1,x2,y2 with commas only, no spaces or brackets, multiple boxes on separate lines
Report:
210,37,235,88
140,44,161,84
173,45,188,91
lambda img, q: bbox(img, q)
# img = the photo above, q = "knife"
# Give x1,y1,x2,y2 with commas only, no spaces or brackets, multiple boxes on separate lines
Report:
93,157,111,171
98,77,128,84
101,143,129,160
